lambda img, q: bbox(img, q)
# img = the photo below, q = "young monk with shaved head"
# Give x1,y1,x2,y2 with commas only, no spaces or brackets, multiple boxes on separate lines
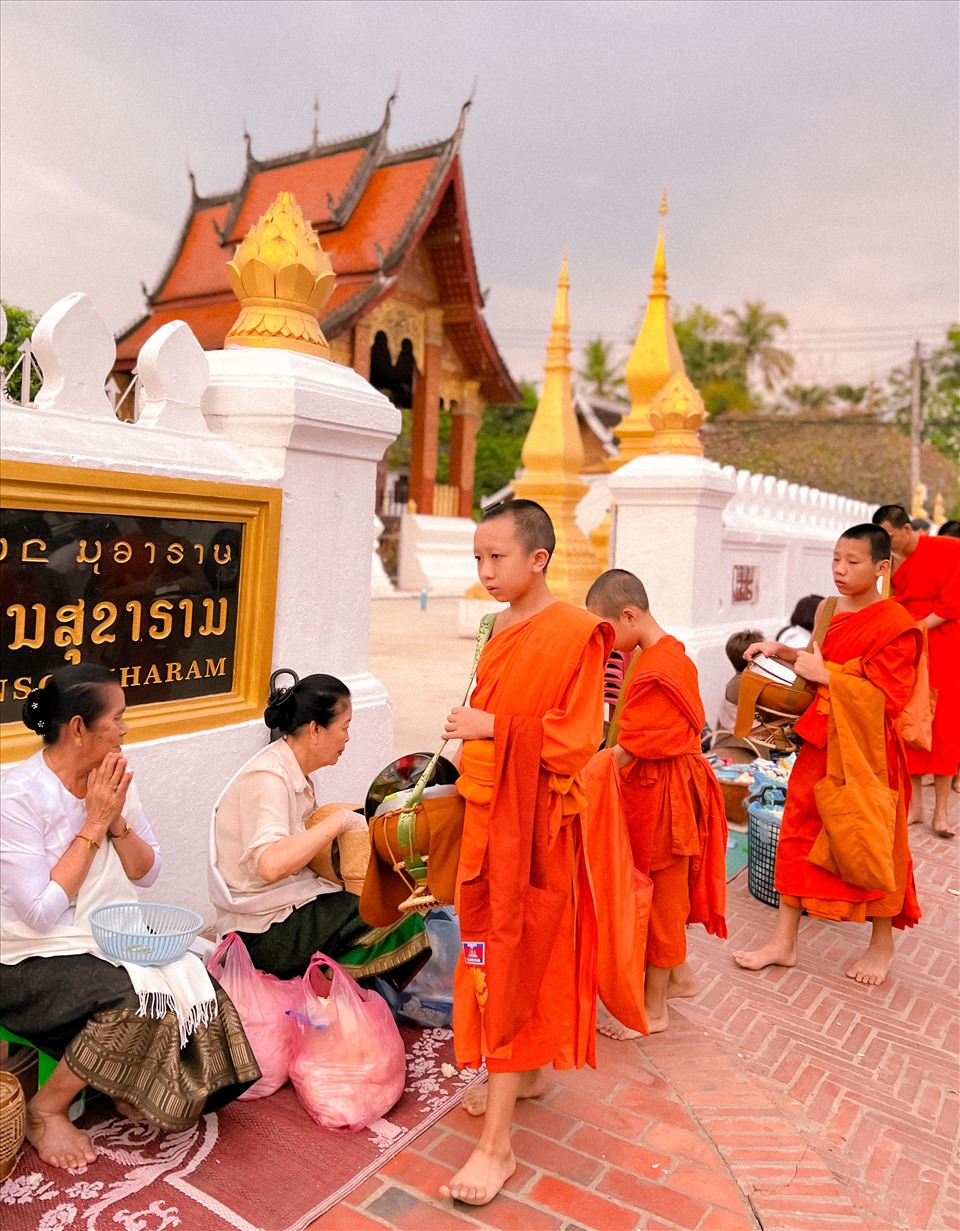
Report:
734,525,923,985
873,504,960,837
586,569,727,1036
439,499,612,1206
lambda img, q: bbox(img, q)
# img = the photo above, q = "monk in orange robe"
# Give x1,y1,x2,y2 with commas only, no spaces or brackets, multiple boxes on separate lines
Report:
734,524,923,986
585,570,727,1037
438,499,611,1207
874,504,960,837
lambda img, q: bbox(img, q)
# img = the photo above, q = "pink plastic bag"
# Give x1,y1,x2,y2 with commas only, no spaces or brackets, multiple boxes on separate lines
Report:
288,952,406,1131
208,933,299,1101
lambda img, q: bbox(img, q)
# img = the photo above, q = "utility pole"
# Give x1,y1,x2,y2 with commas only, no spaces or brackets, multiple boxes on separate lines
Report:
910,341,922,500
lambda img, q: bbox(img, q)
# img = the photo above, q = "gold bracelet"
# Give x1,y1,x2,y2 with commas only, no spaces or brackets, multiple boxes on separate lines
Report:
110,824,133,841
76,832,100,853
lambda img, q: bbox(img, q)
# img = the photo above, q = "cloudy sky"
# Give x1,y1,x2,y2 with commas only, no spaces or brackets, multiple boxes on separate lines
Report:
1,0,956,388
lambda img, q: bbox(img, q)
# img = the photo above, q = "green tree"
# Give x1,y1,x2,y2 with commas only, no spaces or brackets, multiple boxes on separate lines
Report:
472,382,537,516
724,301,794,392
672,305,751,419
781,384,835,415
0,301,40,402
577,338,624,398
886,326,960,466
834,384,867,405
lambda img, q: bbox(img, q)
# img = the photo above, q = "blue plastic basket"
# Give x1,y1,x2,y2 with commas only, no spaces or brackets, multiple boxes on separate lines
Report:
89,903,203,967
746,783,786,908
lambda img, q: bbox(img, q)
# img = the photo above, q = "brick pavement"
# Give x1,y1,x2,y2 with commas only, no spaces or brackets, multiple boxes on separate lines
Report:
323,609,960,1231
674,802,959,1231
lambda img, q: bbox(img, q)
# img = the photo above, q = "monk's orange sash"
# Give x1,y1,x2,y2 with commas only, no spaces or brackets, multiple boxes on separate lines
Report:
808,672,898,893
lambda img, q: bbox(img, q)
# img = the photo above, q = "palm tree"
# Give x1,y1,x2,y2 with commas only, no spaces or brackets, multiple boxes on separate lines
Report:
577,337,625,399
724,301,794,392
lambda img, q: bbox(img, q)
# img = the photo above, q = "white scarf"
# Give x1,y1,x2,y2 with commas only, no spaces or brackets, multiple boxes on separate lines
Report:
0,840,217,1047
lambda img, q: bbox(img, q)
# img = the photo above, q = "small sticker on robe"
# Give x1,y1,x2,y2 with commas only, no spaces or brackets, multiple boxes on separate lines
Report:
462,941,485,967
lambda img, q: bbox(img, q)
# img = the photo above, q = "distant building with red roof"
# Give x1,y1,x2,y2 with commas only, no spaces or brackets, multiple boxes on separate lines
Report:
116,96,519,518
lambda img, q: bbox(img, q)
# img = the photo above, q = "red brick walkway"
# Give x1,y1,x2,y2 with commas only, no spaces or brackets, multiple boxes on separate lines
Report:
311,792,958,1231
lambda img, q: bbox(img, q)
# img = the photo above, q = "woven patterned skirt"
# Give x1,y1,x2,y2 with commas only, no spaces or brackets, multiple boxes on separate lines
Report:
1,954,260,1131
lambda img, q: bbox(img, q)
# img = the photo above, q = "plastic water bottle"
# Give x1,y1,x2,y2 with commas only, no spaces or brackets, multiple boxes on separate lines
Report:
420,587,428,610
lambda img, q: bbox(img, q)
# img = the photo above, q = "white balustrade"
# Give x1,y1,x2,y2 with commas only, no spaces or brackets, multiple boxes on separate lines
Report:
722,463,872,535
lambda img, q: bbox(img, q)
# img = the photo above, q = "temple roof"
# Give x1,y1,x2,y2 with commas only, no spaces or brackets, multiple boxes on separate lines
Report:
116,99,519,404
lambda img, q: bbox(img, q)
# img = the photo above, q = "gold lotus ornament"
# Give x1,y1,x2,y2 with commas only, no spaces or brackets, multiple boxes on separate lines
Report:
648,371,707,455
225,191,336,357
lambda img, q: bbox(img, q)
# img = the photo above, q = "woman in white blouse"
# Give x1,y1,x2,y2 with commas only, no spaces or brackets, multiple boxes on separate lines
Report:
0,666,258,1170
209,672,428,985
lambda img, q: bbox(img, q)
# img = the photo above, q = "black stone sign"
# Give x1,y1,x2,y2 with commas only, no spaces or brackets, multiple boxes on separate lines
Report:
1,508,243,724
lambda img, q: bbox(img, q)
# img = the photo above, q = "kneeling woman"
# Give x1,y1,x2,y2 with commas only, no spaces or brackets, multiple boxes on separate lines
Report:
209,672,427,984
0,666,259,1170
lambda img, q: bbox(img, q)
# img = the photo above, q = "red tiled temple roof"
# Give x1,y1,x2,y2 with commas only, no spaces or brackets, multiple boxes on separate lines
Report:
116,100,519,404
226,148,367,242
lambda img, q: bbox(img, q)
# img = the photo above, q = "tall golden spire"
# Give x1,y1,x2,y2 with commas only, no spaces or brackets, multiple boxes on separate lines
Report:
225,191,336,357
614,188,685,465
511,255,599,604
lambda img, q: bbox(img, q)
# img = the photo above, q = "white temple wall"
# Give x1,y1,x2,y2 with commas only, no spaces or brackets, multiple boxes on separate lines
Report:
0,299,399,923
608,454,873,725
397,512,478,595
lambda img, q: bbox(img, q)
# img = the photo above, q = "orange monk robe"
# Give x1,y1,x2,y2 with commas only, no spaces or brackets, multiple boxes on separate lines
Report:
454,603,613,1074
889,535,960,776
779,600,923,925
613,636,727,967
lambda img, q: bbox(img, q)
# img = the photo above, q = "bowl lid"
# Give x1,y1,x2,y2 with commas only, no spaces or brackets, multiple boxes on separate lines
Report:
364,753,459,820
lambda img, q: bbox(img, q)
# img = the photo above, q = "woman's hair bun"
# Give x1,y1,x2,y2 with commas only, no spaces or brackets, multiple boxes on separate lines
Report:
265,668,300,730
22,682,55,735
19,665,115,745
263,670,350,735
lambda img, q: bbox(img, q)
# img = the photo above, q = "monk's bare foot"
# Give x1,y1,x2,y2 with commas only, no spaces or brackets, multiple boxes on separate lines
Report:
113,1099,146,1123
26,1101,96,1169
643,1006,670,1035
932,813,956,838
596,1006,641,1041
733,940,798,971
845,939,894,986
666,963,699,999
440,1142,516,1205
461,1070,547,1117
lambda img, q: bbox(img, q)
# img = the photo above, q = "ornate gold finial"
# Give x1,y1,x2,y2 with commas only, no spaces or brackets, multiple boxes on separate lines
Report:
649,372,706,455
225,191,336,357
660,186,668,216
912,483,929,519
311,96,320,149
509,255,598,604
933,492,946,525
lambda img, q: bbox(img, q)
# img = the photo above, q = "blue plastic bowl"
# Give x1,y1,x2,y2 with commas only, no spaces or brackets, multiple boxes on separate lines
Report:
89,903,203,967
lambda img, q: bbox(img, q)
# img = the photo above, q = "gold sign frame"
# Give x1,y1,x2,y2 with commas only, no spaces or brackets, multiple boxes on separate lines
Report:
1,460,281,763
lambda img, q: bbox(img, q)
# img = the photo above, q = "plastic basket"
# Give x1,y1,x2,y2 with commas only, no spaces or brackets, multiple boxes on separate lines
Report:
89,903,203,967
746,788,785,908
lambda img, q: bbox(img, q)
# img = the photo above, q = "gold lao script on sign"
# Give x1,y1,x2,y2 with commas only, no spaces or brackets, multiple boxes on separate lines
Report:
0,462,281,761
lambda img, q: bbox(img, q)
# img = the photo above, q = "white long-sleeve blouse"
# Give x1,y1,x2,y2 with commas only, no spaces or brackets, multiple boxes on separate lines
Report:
0,751,161,935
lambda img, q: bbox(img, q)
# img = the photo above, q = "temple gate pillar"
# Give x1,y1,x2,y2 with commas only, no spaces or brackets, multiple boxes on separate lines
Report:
449,378,481,518
409,308,443,515
352,319,373,382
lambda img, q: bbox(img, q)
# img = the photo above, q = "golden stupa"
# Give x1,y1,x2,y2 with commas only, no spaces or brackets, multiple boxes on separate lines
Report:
225,191,336,357
615,189,687,465
510,255,601,605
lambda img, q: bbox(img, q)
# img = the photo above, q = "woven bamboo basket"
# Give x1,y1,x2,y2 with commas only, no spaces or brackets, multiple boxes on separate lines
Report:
718,779,750,826
0,1070,26,1181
